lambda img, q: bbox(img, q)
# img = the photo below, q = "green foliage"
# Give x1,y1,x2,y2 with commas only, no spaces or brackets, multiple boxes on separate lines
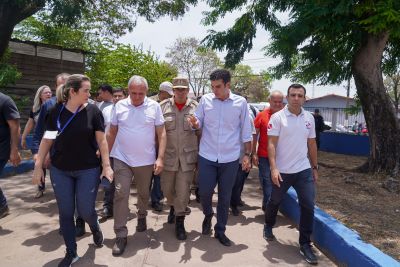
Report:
345,94,363,116
86,43,177,95
230,64,271,102
0,49,21,87
201,0,400,85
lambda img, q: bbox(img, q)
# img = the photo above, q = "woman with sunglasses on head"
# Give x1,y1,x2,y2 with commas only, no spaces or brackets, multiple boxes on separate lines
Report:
32,74,113,267
21,85,52,198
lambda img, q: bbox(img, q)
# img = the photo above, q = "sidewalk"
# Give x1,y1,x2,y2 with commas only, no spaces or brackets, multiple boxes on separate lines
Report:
0,170,335,266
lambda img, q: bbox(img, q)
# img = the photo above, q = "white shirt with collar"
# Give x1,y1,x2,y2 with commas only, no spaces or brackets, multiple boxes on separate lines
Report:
110,97,165,167
267,105,316,174
195,92,252,163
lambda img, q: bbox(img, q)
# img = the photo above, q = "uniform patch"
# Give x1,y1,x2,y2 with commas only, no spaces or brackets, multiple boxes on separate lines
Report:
267,123,272,129
305,121,312,129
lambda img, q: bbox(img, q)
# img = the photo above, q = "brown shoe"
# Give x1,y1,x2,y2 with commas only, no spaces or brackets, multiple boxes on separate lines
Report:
136,217,147,232
34,190,44,199
112,237,127,256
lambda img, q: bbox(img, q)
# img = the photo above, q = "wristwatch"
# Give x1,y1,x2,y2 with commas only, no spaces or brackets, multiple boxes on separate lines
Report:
312,165,319,170
244,152,252,157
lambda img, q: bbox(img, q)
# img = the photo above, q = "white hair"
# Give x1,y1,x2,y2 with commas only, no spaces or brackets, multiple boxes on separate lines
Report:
33,85,51,112
269,90,284,100
128,75,148,89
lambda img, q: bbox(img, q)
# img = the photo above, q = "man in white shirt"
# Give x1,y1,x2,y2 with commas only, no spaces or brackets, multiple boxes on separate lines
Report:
97,84,114,111
107,76,166,256
188,69,252,247
99,87,126,219
265,84,319,265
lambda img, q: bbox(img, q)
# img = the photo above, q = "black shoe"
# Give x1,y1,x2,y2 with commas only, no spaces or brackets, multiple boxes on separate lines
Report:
214,232,232,247
238,200,245,207
58,249,79,267
231,206,240,216
112,237,127,256
202,213,213,235
167,206,175,224
75,217,86,237
175,216,187,240
0,205,10,219
195,188,200,203
152,202,163,212
91,224,104,247
58,227,63,235
262,203,266,212
263,224,275,241
136,217,147,232
100,207,113,218
300,244,318,265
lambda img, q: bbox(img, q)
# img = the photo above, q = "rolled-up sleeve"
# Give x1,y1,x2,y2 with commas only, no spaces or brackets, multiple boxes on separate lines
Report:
194,97,205,129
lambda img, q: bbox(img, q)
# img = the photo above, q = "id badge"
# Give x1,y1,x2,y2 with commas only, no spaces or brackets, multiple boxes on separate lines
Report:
43,130,58,139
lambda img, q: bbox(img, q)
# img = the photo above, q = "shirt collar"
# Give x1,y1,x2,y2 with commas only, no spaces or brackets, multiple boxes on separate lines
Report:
283,105,305,117
128,96,148,108
211,91,234,101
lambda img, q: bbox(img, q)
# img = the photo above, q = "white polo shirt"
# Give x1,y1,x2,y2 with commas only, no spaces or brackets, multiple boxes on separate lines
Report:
102,104,114,133
267,106,316,174
110,97,164,167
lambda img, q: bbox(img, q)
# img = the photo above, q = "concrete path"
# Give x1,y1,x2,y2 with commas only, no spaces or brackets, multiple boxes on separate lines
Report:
0,170,335,266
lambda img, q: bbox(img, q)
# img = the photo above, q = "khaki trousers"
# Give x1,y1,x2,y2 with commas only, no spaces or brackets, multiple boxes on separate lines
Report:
161,166,194,216
113,158,153,237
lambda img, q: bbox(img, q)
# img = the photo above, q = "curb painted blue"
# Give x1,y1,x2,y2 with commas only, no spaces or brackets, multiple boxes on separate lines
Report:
280,188,400,267
0,160,34,178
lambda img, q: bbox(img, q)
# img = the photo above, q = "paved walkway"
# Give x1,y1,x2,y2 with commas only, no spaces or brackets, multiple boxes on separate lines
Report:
0,170,335,266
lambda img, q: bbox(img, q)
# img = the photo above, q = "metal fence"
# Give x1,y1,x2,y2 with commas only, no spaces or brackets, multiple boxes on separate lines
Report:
304,107,365,130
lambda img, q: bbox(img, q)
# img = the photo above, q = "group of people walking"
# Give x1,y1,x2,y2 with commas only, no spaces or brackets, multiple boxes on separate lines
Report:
0,68,319,266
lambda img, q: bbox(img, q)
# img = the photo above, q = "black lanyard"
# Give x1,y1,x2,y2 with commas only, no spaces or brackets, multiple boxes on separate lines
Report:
56,104,82,136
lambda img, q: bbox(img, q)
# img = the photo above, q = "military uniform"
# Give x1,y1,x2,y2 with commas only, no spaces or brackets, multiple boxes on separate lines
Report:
160,97,199,216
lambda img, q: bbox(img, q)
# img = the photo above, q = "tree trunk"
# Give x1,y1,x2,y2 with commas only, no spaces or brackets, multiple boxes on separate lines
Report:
352,32,400,176
0,1,44,59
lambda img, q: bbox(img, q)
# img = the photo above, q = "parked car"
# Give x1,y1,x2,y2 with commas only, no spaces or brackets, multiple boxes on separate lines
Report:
324,121,354,133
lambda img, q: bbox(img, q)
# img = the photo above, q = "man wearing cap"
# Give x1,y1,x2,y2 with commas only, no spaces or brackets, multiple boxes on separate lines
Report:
160,77,199,240
150,81,174,212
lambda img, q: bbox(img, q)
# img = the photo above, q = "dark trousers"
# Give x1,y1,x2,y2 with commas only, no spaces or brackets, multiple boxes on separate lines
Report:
151,174,163,204
198,156,239,235
0,159,8,208
265,168,315,245
50,166,100,252
258,157,272,207
316,131,321,149
103,157,115,210
230,164,250,207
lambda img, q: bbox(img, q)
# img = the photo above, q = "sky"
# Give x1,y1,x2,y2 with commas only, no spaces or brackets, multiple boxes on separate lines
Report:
118,2,357,99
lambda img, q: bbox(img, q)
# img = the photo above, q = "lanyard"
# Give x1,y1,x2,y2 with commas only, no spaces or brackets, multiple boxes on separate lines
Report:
56,104,82,136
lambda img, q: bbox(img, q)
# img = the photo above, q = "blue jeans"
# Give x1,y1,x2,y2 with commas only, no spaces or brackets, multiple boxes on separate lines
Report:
50,166,100,252
265,168,315,245
258,157,272,207
198,156,239,235
230,164,250,207
151,174,163,204
0,159,8,208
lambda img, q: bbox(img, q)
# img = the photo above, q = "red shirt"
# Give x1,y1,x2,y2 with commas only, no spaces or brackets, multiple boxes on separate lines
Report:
175,102,185,111
254,108,273,158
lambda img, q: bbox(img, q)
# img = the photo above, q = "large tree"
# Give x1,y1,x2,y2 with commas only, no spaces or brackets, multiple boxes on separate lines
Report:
0,0,196,59
166,37,220,97
384,70,400,114
198,0,400,176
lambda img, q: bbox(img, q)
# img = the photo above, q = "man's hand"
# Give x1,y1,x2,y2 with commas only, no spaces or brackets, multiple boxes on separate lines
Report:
242,155,251,172
21,138,27,150
101,165,114,182
186,115,199,129
312,169,319,182
154,157,164,175
9,148,21,167
251,154,259,167
271,168,283,187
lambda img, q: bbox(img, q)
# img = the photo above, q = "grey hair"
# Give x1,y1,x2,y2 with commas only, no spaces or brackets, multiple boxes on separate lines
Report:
269,90,284,100
33,85,51,113
128,75,148,89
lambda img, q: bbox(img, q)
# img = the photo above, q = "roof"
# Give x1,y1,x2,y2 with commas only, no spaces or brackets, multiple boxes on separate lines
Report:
306,94,353,102
10,38,91,54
